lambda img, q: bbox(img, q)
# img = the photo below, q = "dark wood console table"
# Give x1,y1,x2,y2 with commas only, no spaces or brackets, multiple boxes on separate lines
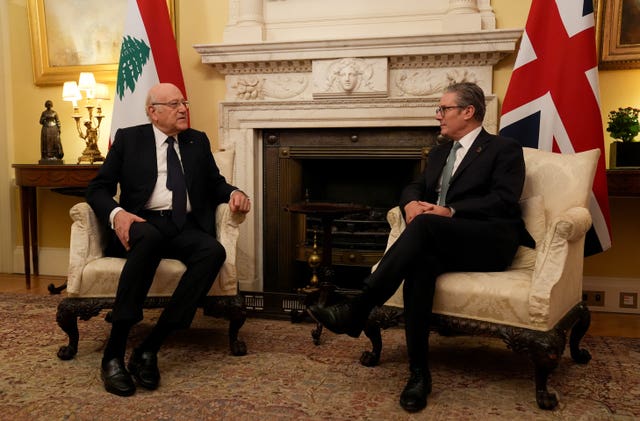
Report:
12,164,100,288
607,169,640,197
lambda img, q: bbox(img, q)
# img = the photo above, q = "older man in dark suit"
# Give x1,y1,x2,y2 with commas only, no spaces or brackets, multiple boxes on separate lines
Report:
309,82,534,413
87,83,250,397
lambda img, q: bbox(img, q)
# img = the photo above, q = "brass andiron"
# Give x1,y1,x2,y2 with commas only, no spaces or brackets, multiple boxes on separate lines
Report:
306,229,321,291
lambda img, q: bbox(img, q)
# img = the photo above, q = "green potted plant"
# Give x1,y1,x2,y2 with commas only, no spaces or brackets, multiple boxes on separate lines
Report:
607,106,640,168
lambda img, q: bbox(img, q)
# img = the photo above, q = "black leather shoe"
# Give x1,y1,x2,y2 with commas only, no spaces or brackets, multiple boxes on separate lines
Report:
399,367,432,413
307,298,370,338
101,358,136,397
128,349,160,390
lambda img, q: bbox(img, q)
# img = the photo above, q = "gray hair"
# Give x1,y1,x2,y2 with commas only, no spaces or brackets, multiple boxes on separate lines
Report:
445,82,486,122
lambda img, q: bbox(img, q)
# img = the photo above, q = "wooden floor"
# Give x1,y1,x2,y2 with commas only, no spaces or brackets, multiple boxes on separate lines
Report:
2,273,639,338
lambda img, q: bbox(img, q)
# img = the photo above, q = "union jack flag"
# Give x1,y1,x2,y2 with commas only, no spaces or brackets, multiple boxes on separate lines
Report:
500,0,611,255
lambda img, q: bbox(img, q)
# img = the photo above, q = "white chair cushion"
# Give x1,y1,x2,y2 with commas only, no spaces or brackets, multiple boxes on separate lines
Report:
432,269,533,328
521,148,598,222
80,257,184,297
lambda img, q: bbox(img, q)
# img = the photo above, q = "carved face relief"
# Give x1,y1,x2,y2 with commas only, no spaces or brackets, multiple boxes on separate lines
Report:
312,57,388,98
338,65,359,92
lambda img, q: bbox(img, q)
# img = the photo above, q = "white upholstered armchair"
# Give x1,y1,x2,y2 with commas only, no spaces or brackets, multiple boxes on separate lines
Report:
361,147,600,410
56,149,248,359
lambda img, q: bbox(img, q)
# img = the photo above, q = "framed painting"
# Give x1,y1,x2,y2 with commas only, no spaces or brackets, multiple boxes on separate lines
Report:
27,0,175,86
597,0,640,69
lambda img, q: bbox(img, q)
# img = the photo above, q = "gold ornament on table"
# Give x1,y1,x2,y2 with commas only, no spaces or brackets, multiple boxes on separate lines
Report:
62,72,109,164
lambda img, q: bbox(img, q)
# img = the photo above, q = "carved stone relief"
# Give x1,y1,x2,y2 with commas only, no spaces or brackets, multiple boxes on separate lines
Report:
230,74,309,101
312,58,388,99
393,68,480,97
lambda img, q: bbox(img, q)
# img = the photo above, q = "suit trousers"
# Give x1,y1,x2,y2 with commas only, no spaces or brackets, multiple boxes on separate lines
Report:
363,213,521,369
108,213,226,330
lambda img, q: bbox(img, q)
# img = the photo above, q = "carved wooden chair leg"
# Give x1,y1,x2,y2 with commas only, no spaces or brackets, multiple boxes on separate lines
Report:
360,322,383,367
48,281,67,295
203,295,248,356
534,364,559,410
227,303,248,356
56,298,102,360
528,330,565,410
569,302,592,364
56,299,80,360
311,322,323,346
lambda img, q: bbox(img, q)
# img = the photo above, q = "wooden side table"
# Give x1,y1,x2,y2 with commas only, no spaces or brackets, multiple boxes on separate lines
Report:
12,164,100,288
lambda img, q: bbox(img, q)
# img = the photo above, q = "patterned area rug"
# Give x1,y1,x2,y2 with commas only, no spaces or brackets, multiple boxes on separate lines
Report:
0,293,638,420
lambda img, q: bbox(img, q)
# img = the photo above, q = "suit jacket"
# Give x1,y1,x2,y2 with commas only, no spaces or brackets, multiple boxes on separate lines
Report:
86,124,236,236
400,128,534,248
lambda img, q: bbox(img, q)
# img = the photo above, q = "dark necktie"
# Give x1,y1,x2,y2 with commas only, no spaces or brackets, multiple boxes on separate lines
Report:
166,137,187,228
438,141,462,206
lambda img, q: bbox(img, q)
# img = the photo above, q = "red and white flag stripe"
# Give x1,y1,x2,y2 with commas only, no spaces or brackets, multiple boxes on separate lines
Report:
109,0,186,146
500,0,611,255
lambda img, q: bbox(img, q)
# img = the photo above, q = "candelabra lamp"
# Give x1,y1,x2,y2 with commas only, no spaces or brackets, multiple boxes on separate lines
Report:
62,72,108,164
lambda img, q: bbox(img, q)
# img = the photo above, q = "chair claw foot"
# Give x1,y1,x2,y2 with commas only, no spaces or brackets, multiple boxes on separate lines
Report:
57,345,77,360
359,351,380,367
230,339,247,356
536,390,558,410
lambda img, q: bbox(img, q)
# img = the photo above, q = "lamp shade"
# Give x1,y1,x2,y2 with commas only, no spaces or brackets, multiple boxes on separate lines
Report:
77,72,96,91
62,81,82,102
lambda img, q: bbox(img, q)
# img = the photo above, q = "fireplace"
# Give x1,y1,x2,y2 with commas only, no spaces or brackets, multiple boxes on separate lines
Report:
194,1,521,296
263,128,438,292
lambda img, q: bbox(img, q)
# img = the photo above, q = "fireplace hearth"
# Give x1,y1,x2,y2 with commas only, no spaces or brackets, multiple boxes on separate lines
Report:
263,127,439,293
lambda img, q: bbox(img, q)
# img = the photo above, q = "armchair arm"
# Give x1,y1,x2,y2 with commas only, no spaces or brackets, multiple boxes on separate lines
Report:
372,206,405,272
374,206,406,307
210,203,247,296
67,202,108,294
528,206,592,324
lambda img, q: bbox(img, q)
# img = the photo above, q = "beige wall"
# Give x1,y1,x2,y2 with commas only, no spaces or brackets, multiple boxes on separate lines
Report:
3,0,639,278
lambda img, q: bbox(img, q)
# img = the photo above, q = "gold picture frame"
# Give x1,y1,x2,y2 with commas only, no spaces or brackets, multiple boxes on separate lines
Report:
597,0,640,69
27,0,176,86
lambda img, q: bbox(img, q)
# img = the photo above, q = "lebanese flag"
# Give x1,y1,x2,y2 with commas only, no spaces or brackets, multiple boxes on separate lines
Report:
499,0,611,256
110,0,186,146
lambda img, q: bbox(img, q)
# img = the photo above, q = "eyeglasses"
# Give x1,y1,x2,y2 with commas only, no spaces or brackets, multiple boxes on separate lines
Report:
435,105,465,115
151,100,190,109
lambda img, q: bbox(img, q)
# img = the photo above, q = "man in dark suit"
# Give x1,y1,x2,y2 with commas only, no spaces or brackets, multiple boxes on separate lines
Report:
308,82,534,413
87,83,251,397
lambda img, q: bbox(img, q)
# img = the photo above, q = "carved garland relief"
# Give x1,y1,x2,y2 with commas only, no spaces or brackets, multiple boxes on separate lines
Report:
228,57,482,101
231,74,309,100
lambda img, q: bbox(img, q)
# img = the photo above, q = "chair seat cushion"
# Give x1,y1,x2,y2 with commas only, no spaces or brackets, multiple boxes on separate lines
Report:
432,269,534,329
384,268,537,329
75,257,186,297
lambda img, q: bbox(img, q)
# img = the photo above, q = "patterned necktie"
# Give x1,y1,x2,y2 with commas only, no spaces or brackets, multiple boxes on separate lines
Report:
438,141,462,206
166,137,187,228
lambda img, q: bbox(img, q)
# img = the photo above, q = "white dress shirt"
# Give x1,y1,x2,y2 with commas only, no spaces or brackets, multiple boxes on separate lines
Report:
109,126,192,228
